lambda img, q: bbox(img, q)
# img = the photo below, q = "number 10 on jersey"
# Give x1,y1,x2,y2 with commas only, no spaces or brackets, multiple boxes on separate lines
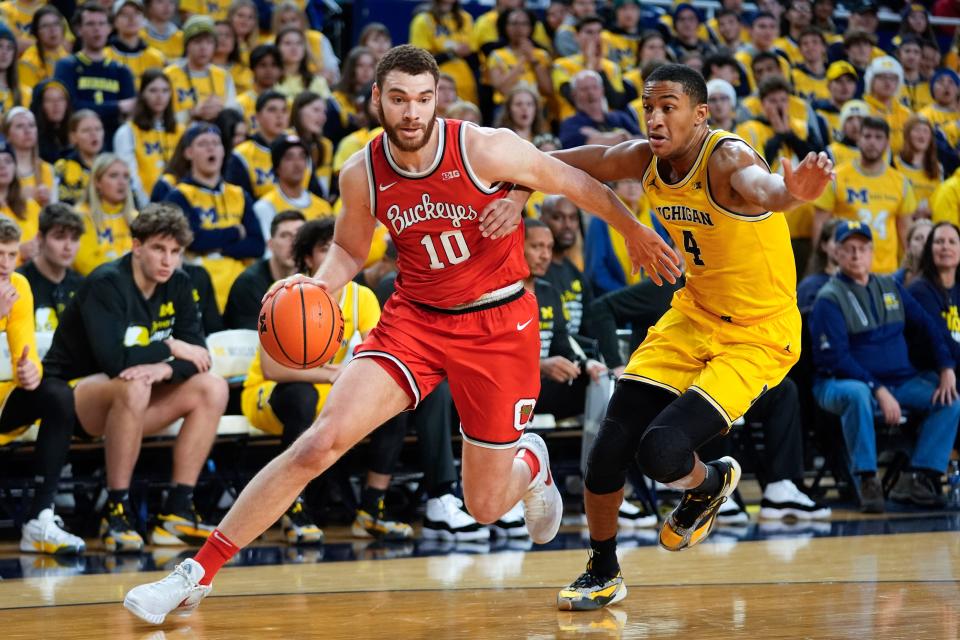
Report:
421,230,472,269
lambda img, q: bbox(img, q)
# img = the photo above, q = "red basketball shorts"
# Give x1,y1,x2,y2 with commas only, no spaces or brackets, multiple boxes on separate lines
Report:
354,289,541,449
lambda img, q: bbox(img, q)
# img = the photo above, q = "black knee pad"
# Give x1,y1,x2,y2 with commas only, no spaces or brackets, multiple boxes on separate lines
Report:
584,416,632,494
270,382,320,433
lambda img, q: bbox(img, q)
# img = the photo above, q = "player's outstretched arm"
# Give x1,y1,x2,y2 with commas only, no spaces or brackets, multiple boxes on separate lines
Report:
469,127,680,285
548,139,652,184
722,141,835,212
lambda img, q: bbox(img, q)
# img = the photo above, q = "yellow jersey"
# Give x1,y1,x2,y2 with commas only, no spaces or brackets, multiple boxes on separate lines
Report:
18,161,53,204
333,126,382,174
105,45,166,87
53,154,90,205
791,66,830,102
141,25,183,61
125,122,183,202
552,55,624,121
813,160,916,274
483,46,551,104
601,30,639,71
864,94,914,155
73,201,136,276
901,79,934,112
918,104,960,132
0,199,39,248
0,0,41,40
642,130,797,323
740,94,810,130
773,36,804,65
893,155,939,213
734,117,809,170
165,63,231,124
471,9,552,53
409,10,477,105
0,272,41,443
828,141,859,166
18,44,69,88
254,186,333,227
179,0,230,20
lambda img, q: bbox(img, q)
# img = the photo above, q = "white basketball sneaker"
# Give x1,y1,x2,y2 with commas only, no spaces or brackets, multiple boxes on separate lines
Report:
124,558,212,624
518,432,563,544
20,508,86,555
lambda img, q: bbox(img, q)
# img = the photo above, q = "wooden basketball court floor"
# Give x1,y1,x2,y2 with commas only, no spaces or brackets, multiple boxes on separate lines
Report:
0,512,958,640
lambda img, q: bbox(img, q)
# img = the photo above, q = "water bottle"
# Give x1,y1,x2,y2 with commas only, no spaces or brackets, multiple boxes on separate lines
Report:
948,460,960,509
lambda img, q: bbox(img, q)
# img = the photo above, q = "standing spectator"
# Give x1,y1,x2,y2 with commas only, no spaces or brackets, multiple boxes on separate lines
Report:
495,85,548,142
0,218,85,556
325,46,376,147
920,41,942,80
17,204,85,333
74,153,138,276
813,117,916,274
114,69,183,209
3,108,53,208
895,116,940,220
53,111,105,206
291,91,334,200
918,69,960,142
235,45,283,138
31,80,72,165
54,3,136,148
0,25,26,118
212,20,253,96
558,70,639,149
224,90,291,200
733,12,789,94
223,210,304,330
774,0,813,65
106,0,166,84
164,123,265,311
485,8,553,106
790,28,829,102
271,1,340,86
811,220,960,512
18,6,70,89
409,1,478,106
165,16,237,125
227,0,259,62
553,16,627,122
826,100,869,167
252,135,332,243
275,27,330,102
706,78,738,132
602,0,642,72
142,0,183,61
813,61,859,145
0,142,41,263
898,36,933,113
864,57,913,155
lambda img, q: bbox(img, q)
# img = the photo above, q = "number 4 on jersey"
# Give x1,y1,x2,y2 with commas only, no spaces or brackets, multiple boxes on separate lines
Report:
421,230,472,270
683,230,705,266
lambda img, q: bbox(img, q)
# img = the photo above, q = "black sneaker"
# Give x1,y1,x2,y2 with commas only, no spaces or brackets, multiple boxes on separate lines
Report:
101,501,144,553
659,456,741,552
858,476,885,514
890,472,946,508
151,503,215,546
557,556,627,611
281,498,324,545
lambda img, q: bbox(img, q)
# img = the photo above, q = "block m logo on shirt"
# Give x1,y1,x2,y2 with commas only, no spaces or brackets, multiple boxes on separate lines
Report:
846,188,869,205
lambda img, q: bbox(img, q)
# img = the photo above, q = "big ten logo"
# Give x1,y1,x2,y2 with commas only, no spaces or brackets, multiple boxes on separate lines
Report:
254,167,275,187
846,188,868,205
441,169,460,181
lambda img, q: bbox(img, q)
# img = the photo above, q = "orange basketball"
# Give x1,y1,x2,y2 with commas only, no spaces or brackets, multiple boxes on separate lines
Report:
258,282,345,369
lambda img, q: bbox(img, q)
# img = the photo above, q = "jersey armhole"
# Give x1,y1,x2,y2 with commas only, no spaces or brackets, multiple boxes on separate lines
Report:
458,122,505,196
363,143,377,218
705,136,774,222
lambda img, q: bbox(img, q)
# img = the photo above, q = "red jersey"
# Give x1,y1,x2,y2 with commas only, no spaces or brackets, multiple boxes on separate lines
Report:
364,118,529,308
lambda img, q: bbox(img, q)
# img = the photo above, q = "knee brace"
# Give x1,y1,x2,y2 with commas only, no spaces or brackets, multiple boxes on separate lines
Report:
584,416,633,494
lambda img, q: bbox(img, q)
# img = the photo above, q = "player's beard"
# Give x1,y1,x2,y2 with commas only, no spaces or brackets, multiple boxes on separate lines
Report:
379,103,438,153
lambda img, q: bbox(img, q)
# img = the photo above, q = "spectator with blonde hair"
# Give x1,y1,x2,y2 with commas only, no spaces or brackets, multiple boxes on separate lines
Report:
895,116,941,220
896,218,933,286
74,153,138,276
271,1,340,86
0,141,40,263
275,27,330,101
446,100,482,124
3,108,54,207
495,85,548,142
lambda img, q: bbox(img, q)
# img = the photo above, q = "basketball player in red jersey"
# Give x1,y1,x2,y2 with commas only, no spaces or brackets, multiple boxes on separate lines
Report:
124,45,680,624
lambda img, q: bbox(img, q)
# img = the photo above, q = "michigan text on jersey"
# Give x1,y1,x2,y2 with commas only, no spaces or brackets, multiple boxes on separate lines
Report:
655,205,715,226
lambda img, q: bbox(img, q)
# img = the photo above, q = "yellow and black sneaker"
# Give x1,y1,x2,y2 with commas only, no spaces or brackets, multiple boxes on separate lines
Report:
281,498,324,545
659,456,741,552
351,504,413,542
101,501,144,553
557,558,627,611
151,505,215,546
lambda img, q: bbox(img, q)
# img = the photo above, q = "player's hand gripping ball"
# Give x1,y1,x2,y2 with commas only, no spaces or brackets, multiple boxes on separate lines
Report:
258,281,345,369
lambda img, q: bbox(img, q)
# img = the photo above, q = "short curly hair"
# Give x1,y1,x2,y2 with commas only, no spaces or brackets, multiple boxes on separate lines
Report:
131,203,194,247
0,217,21,244
376,44,439,89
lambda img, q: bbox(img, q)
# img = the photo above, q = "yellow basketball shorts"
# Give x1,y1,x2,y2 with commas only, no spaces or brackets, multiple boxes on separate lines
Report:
241,381,331,435
622,305,801,426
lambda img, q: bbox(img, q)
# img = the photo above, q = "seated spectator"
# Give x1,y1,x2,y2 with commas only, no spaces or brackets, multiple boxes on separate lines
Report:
165,16,237,125
18,6,70,89
738,52,816,144
74,153,138,276
897,36,933,113
0,218,83,556
142,0,183,61
180,258,223,337
907,222,960,370
240,218,412,542
149,130,191,203
235,45,283,137
553,16,627,121
3,108,53,207
359,22,392,63
114,69,184,209
797,218,840,313
813,117,916,275
223,210,305,330
790,28,830,103
105,0,165,84
446,101,482,124
703,54,747,100
180,0,229,21
31,79,72,165
324,47,376,147
559,70,640,149
863,56,912,155
53,110,105,205
735,77,818,171
896,218,933,286
825,99,869,167
774,0,813,66
495,85,548,143
474,0,551,59
224,90,291,200
53,3,135,147
290,91,335,200
271,1,340,87
894,116,940,220
918,69,960,136
17,204,85,332
0,142,41,263
253,136,333,243
542,195,593,337
409,0,477,106
485,8,553,106
920,40,941,80
275,27,331,101
706,78,738,132
42,203,228,551
733,13,789,94
212,20,252,96
226,0,258,63
436,73,458,118
811,220,960,513
332,84,381,177
813,61,859,145
164,123,265,311
668,3,715,62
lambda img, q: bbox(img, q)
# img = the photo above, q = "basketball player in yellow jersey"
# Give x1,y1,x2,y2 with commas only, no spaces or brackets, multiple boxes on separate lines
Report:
541,64,834,611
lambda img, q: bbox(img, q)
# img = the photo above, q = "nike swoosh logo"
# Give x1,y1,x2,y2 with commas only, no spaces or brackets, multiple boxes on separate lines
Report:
379,182,397,191
517,319,533,331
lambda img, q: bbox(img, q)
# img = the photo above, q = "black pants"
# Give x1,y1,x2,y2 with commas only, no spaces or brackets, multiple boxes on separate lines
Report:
538,373,590,420
0,378,76,518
